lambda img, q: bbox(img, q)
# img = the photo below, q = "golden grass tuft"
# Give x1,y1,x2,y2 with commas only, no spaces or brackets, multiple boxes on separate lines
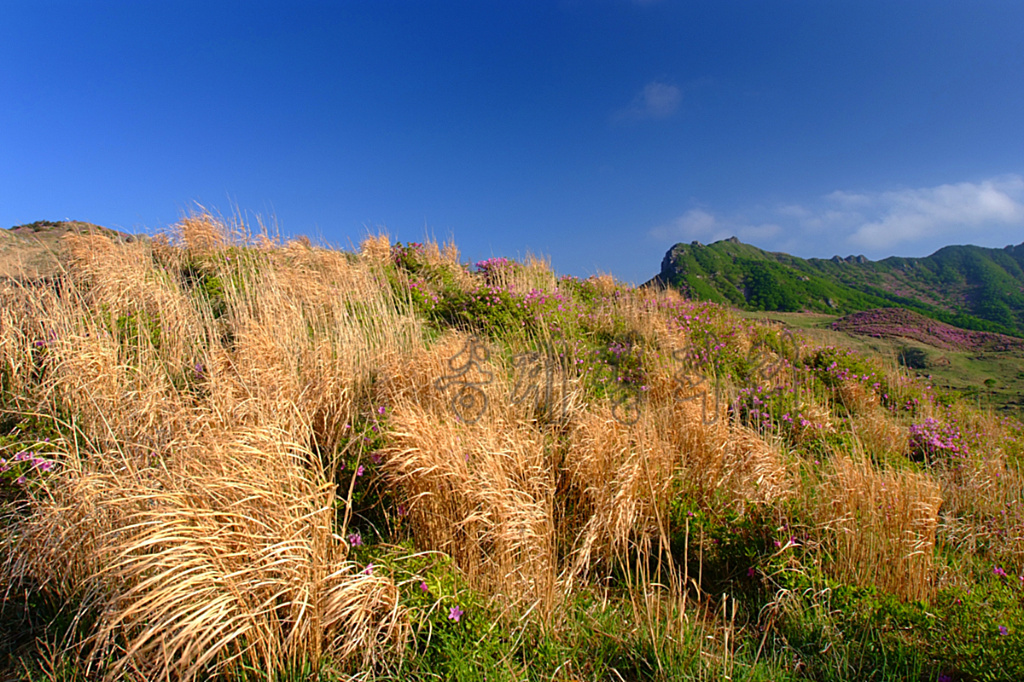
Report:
836,378,880,415
563,364,789,585
564,407,662,580
177,213,234,253
359,231,392,264
479,251,560,297
816,454,942,601
383,405,557,613
851,409,909,463
1,214,423,678
375,331,563,610
640,367,790,509
932,423,1024,563
415,236,475,290
789,399,836,447
7,428,406,681
372,327,791,609
589,273,619,297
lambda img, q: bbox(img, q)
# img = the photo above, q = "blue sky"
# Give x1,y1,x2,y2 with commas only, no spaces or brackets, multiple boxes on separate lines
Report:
4,1,1024,286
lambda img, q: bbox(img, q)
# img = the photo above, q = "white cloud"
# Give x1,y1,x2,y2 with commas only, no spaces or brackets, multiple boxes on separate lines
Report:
648,174,1024,258
777,204,812,219
840,176,1024,250
824,190,874,208
649,208,780,244
615,81,681,121
648,209,723,241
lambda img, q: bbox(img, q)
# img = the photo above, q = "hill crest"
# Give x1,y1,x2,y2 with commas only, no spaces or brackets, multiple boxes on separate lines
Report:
0,220,139,279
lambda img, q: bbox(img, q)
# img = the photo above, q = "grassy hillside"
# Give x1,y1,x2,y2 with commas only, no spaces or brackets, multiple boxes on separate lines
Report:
2,215,1024,681
648,238,1024,337
739,309,1024,420
0,220,138,280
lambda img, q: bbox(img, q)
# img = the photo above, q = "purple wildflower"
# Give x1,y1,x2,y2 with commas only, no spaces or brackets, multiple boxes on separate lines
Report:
347,532,362,547
448,605,464,622
420,581,429,592
999,625,1009,636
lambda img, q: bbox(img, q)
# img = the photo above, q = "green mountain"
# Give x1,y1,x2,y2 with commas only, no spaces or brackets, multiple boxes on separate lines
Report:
643,236,1024,337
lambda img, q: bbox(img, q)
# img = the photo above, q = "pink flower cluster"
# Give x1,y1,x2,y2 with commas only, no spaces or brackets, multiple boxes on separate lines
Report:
473,257,513,277
1,451,56,473
832,307,1024,353
908,417,967,463
1,450,58,486
522,288,566,306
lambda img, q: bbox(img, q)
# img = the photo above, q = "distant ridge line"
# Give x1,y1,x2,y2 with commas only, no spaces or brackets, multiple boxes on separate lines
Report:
644,236,1024,338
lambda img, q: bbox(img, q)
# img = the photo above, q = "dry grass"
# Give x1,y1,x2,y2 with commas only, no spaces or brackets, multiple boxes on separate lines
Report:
3,212,1023,678
414,236,474,291
373,327,789,616
587,273,619,297
1,214,421,679
900,403,1024,564
851,409,909,463
836,378,880,415
359,232,392,265
384,406,558,614
933,428,1024,563
375,331,560,614
789,399,837,448
816,454,942,601
488,252,559,296
7,427,406,681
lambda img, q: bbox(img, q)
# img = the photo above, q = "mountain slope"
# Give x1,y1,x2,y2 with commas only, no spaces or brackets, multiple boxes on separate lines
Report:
644,237,1024,337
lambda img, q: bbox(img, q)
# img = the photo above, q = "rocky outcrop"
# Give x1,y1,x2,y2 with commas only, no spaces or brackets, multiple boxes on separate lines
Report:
829,254,870,264
640,242,692,291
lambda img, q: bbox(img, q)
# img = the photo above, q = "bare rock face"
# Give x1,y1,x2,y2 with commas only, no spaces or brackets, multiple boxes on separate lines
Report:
830,254,870,264
640,242,691,291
